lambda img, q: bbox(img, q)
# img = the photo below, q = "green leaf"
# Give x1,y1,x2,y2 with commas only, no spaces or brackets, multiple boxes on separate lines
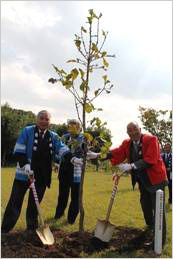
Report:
75,40,81,48
85,103,93,113
89,9,98,19
66,59,77,63
103,58,109,68
89,9,94,15
81,26,87,33
102,30,106,37
103,75,108,81
102,51,107,57
92,13,98,19
80,82,85,91
90,117,97,125
63,80,73,89
87,16,93,24
66,74,72,81
94,89,100,96
95,54,100,59
52,65,61,73
48,78,57,84
60,69,67,75
104,141,112,148
71,68,79,80
52,65,67,75
92,43,98,52
101,146,109,152
96,118,102,127
79,68,85,79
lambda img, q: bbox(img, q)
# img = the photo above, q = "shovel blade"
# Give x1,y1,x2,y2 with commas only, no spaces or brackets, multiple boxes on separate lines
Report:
94,219,115,242
36,225,54,245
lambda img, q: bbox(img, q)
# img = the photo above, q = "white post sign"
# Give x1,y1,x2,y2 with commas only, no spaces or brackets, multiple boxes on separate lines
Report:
154,189,164,255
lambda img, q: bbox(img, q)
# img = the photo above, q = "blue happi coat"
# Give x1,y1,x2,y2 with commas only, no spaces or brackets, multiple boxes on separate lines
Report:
14,125,70,181
61,132,85,183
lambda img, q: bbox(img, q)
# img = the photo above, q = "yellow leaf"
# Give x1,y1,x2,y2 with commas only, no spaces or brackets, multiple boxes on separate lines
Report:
84,133,93,142
103,75,108,81
85,103,93,113
103,58,109,68
79,68,85,79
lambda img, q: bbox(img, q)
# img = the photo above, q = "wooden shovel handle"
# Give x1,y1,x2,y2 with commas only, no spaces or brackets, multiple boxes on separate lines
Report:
105,175,120,222
29,177,45,227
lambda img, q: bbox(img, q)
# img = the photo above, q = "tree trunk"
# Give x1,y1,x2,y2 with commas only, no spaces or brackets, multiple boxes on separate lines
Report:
79,159,86,232
79,20,92,233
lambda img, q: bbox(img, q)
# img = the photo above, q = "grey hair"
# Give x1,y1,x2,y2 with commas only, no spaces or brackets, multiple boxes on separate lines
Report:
67,119,81,128
37,110,51,119
127,121,140,129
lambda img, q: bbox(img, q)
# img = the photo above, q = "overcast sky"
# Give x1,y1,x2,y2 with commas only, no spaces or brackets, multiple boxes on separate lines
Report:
1,1,172,146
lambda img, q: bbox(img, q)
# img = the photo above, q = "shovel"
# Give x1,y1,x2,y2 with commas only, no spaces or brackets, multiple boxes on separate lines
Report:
94,172,123,242
29,174,54,245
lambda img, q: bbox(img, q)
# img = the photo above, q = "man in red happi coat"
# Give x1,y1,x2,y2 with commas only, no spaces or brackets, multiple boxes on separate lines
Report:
87,121,168,249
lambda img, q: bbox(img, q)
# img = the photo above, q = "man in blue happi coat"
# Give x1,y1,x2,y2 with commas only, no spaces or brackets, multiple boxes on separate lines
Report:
1,110,80,233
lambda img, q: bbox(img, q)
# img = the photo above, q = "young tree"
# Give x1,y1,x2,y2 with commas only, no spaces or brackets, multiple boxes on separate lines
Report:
138,106,172,150
49,9,115,232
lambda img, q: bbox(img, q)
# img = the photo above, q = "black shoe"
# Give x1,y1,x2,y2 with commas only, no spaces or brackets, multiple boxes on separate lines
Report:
144,225,154,236
67,219,75,225
144,240,154,250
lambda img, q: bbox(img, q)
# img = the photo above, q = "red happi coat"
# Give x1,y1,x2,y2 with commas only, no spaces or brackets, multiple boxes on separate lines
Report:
110,134,167,185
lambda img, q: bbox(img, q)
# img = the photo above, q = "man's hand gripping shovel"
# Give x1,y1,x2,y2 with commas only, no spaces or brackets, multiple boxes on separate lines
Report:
28,171,54,245
94,169,124,243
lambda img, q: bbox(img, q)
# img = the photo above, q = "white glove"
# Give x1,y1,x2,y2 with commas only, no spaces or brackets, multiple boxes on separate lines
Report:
117,163,132,172
23,164,33,176
71,157,83,166
86,151,100,160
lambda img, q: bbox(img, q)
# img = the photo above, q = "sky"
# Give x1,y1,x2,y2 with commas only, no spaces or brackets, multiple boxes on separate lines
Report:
1,1,172,146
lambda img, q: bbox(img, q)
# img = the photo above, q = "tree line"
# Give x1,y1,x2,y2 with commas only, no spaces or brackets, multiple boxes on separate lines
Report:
1,103,171,166
1,103,112,166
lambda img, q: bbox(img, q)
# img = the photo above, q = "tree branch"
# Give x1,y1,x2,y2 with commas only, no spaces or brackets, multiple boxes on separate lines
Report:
81,29,88,56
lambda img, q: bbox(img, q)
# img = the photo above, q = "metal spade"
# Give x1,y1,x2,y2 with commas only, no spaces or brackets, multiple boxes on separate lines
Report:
94,172,123,242
29,174,54,245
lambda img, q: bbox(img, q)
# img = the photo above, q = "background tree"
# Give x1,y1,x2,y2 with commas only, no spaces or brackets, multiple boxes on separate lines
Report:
1,103,36,166
138,106,172,150
49,9,115,232
50,123,68,136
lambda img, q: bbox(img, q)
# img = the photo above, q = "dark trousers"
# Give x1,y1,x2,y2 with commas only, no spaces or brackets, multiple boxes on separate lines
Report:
168,180,172,204
55,180,80,223
138,182,166,246
1,179,46,232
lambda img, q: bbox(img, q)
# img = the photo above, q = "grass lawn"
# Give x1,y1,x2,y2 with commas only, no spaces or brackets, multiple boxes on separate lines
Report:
1,166,172,258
